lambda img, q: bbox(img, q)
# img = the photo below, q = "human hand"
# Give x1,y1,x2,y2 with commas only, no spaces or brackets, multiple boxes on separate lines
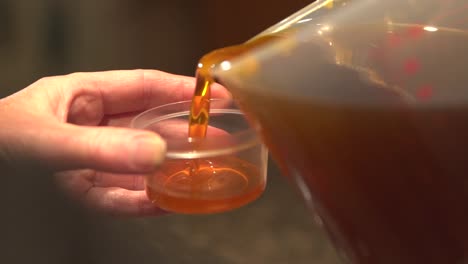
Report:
0,70,230,217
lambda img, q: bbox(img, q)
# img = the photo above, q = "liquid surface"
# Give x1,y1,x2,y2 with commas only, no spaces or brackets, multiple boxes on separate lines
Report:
146,156,265,214
208,24,468,263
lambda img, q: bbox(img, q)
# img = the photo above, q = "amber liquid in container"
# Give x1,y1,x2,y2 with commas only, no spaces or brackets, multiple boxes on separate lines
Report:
145,37,280,214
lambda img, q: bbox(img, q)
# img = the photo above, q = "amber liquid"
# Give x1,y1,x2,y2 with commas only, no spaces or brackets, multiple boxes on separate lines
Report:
145,36,278,214
146,156,264,214
214,24,468,263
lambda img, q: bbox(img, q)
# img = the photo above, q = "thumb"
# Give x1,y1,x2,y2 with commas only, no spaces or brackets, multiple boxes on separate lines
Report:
39,124,167,173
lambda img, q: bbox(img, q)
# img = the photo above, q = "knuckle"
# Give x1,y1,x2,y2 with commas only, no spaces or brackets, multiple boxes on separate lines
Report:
32,76,56,88
66,72,88,90
34,74,68,87
37,76,54,84
66,72,85,80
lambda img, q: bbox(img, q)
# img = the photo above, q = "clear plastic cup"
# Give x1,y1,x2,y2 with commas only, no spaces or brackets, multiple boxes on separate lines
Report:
130,99,268,214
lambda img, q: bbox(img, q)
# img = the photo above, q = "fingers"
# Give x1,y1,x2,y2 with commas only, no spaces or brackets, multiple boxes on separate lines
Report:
56,169,145,191
19,116,231,173
55,169,94,198
55,170,165,217
92,172,145,190
64,69,231,115
74,186,167,217
40,124,167,173
85,188,166,217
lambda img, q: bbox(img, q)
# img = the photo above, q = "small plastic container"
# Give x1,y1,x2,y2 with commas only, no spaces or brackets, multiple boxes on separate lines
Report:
131,99,268,214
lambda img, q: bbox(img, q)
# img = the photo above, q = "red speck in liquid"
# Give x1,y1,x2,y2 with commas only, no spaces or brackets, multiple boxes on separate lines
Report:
404,58,421,75
417,85,434,101
407,26,424,39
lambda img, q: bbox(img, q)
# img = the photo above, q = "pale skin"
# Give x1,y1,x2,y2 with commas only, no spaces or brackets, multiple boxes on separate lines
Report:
0,69,230,217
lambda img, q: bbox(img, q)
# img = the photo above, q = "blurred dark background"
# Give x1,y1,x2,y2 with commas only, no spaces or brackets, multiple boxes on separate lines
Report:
0,0,322,97
0,0,341,263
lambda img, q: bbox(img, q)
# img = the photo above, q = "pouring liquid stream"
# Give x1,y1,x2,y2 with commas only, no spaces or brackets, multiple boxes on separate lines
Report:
167,37,281,208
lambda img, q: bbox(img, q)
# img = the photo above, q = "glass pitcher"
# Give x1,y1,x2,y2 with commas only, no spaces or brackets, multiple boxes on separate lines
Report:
206,0,468,263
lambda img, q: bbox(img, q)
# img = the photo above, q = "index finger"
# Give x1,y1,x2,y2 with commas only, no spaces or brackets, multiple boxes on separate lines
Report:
66,69,231,115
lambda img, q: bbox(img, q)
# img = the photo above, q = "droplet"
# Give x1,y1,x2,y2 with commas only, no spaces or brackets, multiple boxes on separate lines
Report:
417,85,434,100
403,57,421,75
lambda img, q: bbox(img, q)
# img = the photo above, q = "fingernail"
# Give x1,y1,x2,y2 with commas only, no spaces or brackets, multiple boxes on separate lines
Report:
131,133,166,171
